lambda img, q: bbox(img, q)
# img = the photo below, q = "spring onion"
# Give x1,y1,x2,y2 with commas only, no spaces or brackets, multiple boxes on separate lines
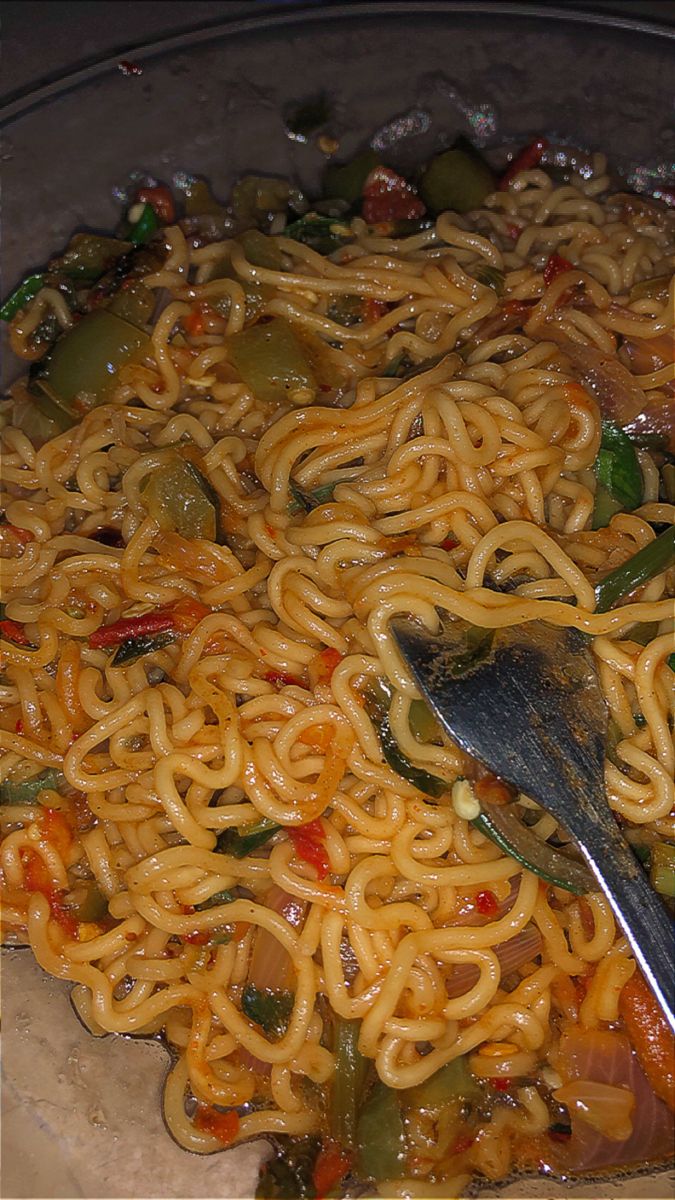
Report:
0,768,64,805
129,202,159,245
216,818,281,858
473,803,594,894
331,1018,368,1149
593,420,643,529
356,1082,407,1181
594,526,675,612
0,274,45,322
110,630,177,667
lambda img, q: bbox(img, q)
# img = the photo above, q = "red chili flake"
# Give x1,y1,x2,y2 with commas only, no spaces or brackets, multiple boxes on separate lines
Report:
194,1104,239,1145
362,166,426,224
475,890,499,917
264,668,305,689
441,535,459,551
490,1076,512,1091
118,60,143,77
505,222,521,241
499,138,549,190
14,718,24,734
0,619,30,646
543,252,574,286
288,819,329,880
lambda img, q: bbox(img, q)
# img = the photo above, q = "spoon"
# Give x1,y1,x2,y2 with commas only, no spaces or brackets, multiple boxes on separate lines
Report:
391,616,675,1033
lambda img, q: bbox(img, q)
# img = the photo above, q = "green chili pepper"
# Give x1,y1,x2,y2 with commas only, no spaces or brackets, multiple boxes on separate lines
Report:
405,1056,481,1110
356,1082,407,1181
32,309,150,423
472,803,594,894
241,983,294,1039
331,1018,369,1150
216,817,281,858
0,768,64,805
140,450,221,541
283,213,353,256
53,234,132,282
594,526,675,612
593,420,643,529
420,146,495,215
651,842,675,898
238,228,284,271
129,203,159,245
364,684,447,798
110,630,177,667
227,317,318,406
323,150,380,206
0,274,45,322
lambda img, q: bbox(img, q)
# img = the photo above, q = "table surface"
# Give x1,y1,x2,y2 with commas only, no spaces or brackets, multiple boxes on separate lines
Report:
3,0,674,105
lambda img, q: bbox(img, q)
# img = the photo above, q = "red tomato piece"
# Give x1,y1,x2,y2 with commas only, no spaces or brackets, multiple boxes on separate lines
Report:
362,166,426,223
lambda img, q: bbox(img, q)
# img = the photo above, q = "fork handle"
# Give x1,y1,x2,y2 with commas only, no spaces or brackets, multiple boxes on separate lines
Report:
568,802,675,1034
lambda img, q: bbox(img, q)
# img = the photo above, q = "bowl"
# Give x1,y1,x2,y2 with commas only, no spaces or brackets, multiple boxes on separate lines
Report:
2,4,674,1196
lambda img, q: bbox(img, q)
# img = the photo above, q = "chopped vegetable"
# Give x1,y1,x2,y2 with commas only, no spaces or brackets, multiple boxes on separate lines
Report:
0,273,45,321
312,1144,350,1197
323,150,380,206
362,166,426,224
408,698,442,743
129,202,159,245
650,842,675,898
0,618,32,646
241,983,294,1039
406,1056,481,1111
472,803,594,893
231,175,291,228
110,630,177,666
74,881,109,923
195,889,235,911
135,185,175,224
618,973,675,1113
365,685,447,798
33,309,149,423
227,318,318,406
594,526,675,612
256,1136,321,1200
327,294,365,327
284,213,354,256
499,137,549,189
288,820,329,880
356,1082,407,1181
288,480,339,512
53,234,132,282
140,450,221,540
238,228,284,271
420,147,494,215
331,1018,369,1150
194,1104,240,1145
593,419,643,529
90,597,209,650
216,817,281,858
264,668,305,688
0,768,64,805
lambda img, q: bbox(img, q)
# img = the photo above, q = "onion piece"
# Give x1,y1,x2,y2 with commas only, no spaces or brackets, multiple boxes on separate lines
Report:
554,1079,635,1142
445,925,542,999
555,1028,675,1170
550,333,648,424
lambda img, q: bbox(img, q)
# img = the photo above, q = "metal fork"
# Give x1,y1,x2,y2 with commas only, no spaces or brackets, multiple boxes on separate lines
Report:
391,617,675,1033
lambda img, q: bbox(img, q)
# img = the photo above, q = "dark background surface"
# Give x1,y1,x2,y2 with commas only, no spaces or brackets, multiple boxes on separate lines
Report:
3,0,675,105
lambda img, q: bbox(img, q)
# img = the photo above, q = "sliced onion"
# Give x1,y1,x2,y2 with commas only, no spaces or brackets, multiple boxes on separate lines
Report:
549,333,648,424
624,397,675,453
621,332,674,375
445,925,542,999
554,1079,635,1142
556,1028,675,1170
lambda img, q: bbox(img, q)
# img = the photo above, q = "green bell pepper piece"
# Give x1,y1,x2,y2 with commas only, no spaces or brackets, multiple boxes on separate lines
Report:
33,309,149,422
227,317,317,406
356,1082,407,1181
323,150,380,206
420,147,495,214
140,451,221,541
651,842,675,898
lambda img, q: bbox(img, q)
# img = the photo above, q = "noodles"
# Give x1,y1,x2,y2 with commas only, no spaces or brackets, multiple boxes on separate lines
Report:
1,143,674,1195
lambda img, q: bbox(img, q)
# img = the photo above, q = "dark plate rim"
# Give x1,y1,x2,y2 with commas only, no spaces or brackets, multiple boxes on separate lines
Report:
1,0,674,128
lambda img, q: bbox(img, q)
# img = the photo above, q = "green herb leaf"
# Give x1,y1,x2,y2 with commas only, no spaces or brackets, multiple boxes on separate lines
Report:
0,768,64,805
331,1019,369,1150
593,420,642,529
216,818,281,858
195,889,235,911
594,526,675,612
283,213,354,256
242,983,294,1038
110,630,177,666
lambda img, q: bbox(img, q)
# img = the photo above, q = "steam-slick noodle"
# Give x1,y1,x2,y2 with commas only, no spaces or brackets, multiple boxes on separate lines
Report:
1,140,673,1196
